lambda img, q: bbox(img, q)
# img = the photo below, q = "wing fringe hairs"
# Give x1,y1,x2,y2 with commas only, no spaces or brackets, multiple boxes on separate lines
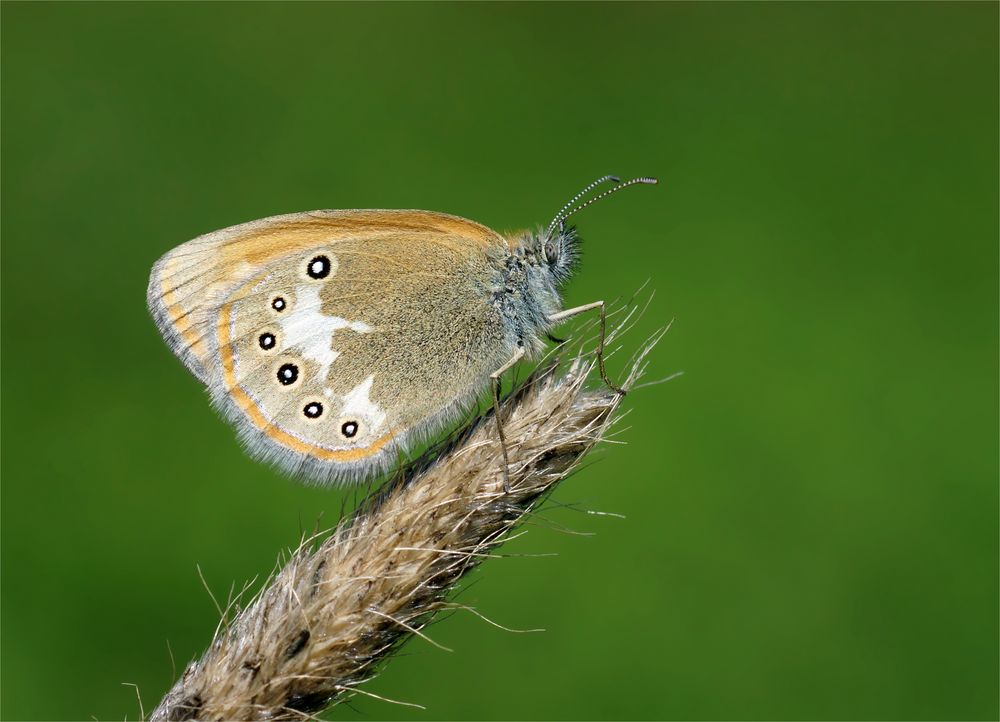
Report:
150,329,663,722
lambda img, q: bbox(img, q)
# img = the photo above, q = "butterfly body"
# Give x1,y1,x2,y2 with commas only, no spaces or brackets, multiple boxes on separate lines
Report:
148,209,574,484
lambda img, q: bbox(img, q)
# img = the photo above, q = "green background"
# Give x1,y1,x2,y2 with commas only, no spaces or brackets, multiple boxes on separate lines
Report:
2,2,997,720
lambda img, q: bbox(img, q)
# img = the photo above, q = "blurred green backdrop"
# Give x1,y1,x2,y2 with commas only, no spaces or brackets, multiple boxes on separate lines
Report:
2,2,997,720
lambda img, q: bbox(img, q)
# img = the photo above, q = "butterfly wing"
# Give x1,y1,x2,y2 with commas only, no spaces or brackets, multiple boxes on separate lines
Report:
148,210,516,483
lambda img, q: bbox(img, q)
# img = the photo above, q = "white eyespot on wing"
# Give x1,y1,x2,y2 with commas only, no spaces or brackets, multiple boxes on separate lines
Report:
277,283,372,379
339,375,387,437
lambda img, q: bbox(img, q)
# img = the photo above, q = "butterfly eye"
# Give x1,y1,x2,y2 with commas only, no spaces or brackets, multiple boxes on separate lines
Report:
271,296,287,312
307,255,331,279
303,402,323,419
258,332,277,351
544,240,559,265
276,363,299,386
340,421,359,438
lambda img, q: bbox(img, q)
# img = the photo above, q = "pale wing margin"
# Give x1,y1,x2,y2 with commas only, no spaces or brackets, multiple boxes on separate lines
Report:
146,212,312,382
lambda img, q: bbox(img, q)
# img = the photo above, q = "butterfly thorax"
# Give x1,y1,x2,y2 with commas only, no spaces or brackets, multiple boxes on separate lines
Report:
495,226,579,355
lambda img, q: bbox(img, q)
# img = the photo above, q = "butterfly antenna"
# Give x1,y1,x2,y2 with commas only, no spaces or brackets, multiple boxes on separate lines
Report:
547,174,622,236
558,176,658,225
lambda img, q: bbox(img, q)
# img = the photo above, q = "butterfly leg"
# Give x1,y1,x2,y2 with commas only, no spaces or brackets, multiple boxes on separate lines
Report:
490,345,526,493
548,300,625,395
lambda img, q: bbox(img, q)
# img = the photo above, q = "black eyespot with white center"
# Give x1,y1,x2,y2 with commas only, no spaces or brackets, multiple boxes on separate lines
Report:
307,255,331,279
303,402,323,419
271,297,287,312
277,363,299,386
341,421,358,438
258,332,276,350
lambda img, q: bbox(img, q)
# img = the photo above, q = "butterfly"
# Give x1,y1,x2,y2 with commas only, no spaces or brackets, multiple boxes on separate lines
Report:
147,175,656,485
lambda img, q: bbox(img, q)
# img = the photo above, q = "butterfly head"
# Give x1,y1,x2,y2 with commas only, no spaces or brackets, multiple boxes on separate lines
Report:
512,223,581,288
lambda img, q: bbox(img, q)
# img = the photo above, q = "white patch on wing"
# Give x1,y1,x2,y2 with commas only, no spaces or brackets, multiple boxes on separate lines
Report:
341,376,386,435
278,283,372,379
